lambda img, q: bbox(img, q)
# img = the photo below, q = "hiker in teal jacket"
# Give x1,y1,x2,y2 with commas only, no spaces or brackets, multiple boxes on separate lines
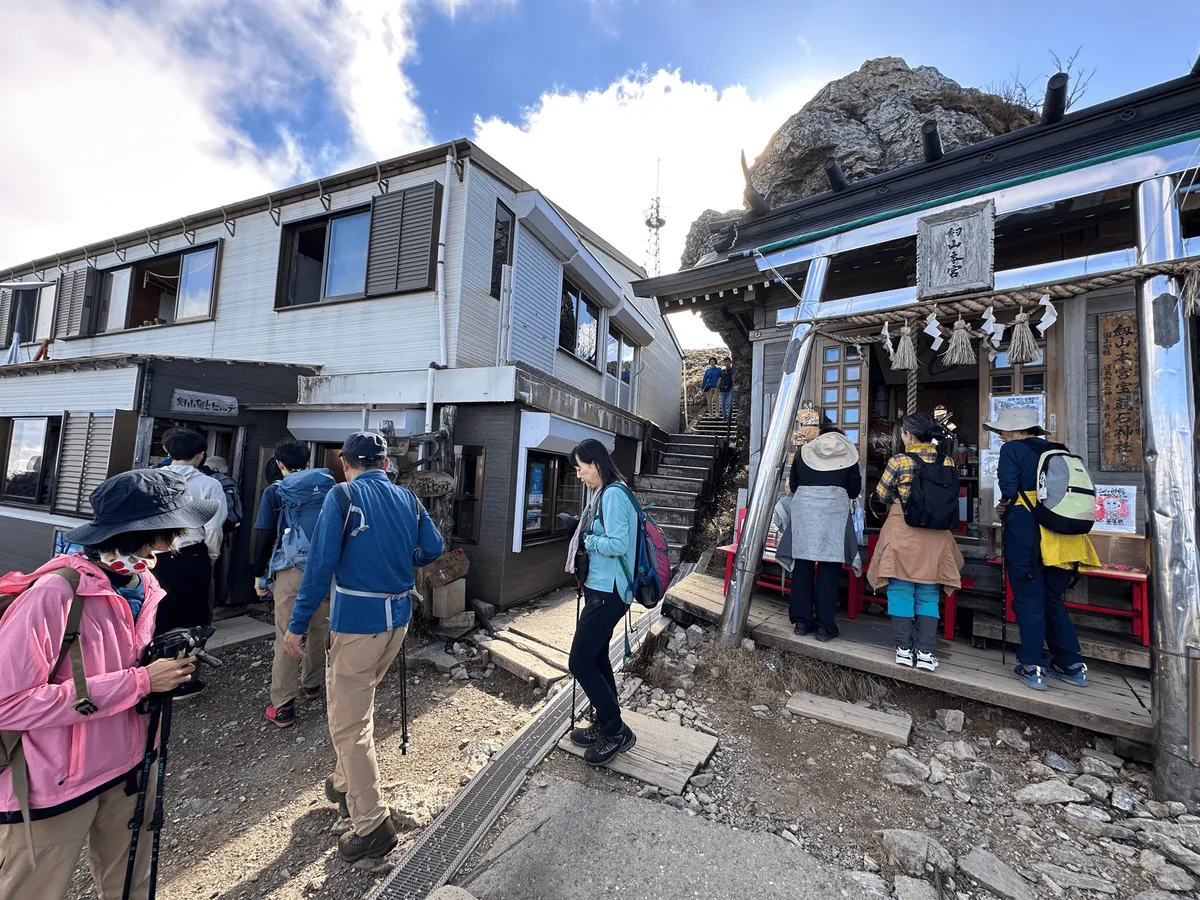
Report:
564,438,639,769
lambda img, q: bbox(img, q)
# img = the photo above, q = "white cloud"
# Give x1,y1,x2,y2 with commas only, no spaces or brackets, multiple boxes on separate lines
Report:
0,0,448,270
473,68,827,347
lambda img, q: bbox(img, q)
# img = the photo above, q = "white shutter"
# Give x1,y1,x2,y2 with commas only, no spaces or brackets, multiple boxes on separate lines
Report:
53,412,115,516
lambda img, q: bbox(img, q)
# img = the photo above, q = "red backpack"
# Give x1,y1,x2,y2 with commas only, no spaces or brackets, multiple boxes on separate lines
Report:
600,483,673,608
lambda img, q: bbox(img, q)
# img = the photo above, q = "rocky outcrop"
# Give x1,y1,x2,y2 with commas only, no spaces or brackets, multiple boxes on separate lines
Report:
678,58,1037,271
746,57,1036,210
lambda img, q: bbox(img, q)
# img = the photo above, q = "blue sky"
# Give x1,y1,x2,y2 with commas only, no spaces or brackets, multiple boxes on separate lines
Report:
1,0,1198,348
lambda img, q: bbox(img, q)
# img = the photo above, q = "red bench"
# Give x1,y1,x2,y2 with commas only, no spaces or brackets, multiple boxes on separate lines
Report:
717,509,969,639
998,563,1149,647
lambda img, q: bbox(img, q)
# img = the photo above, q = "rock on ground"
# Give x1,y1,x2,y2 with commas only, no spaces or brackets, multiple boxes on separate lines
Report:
881,829,954,877
885,748,932,782
1033,862,1118,895
958,847,1035,900
935,709,964,733
1072,773,1111,801
1140,849,1197,892
1012,779,1089,805
893,875,939,900
996,728,1030,752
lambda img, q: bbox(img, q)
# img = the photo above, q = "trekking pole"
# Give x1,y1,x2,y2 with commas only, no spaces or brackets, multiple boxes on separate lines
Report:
571,584,582,726
122,698,162,900
145,694,174,900
400,637,410,756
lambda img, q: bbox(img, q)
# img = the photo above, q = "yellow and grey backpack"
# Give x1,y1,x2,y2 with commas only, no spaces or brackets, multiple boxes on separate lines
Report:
1026,445,1097,535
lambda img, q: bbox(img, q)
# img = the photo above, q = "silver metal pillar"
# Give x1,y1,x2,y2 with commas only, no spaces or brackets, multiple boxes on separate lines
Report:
717,256,830,648
1134,176,1200,807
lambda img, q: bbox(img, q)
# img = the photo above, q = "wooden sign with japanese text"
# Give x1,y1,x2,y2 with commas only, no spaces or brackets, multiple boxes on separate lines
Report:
916,200,995,300
1098,312,1142,472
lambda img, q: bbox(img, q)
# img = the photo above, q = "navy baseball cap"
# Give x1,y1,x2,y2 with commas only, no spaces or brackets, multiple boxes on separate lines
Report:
342,431,388,463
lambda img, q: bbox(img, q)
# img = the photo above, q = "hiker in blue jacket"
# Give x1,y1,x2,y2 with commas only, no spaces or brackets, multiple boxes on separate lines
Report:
252,439,336,729
285,432,443,863
700,356,722,418
564,438,638,768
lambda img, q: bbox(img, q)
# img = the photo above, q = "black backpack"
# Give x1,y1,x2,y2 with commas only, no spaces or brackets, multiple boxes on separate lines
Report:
902,452,961,530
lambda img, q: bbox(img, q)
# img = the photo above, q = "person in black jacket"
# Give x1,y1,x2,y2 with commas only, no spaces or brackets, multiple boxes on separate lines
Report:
786,426,862,640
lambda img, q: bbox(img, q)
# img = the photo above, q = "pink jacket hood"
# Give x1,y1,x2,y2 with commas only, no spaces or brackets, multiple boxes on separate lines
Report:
0,555,162,814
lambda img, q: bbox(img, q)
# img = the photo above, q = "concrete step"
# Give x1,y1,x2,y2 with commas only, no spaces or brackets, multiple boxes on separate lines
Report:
667,543,685,566
634,473,705,493
658,522,694,546
662,453,717,470
667,434,720,448
635,488,699,509
658,464,711,481
643,505,699,527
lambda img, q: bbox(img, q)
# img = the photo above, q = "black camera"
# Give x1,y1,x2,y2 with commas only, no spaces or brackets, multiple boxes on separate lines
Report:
140,627,222,695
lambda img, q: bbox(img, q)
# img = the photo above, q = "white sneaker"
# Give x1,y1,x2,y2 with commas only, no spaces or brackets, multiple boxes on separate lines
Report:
895,647,914,667
916,650,939,672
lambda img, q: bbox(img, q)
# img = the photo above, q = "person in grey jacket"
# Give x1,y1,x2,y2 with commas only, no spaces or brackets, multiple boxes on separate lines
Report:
786,427,861,640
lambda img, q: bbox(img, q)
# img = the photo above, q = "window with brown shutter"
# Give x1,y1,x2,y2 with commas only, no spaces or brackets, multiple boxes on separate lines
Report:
53,269,101,338
366,180,443,297
52,410,137,516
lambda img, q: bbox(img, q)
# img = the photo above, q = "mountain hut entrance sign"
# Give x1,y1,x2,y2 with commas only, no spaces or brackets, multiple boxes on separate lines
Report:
170,389,239,417
916,200,995,300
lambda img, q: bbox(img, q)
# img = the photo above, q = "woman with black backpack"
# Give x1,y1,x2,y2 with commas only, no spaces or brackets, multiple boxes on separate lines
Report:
564,439,638,767
868,412,964,672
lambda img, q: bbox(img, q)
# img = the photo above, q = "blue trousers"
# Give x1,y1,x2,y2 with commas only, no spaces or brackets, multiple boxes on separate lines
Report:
887,579,940,653
1005,508,1082,670
720,390,733,421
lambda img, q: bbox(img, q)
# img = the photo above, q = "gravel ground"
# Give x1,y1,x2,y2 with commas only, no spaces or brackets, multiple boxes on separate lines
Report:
517,621,1199,900
64,630,539,900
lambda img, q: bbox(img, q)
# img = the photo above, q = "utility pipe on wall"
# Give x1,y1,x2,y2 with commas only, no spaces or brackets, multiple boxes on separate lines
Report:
436,150,453,369
1134,175,1200,807
716,256,830,648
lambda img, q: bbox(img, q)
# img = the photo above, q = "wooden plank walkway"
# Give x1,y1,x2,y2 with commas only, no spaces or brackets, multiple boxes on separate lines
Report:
666,573,1153,744
786,691,913,745
205,615,274,654
556,711,719,794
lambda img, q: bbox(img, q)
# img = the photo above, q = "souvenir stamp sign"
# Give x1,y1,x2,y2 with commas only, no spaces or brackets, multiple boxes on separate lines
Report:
1098,312,1142,472
1093,484,1137,534
917,200,995,300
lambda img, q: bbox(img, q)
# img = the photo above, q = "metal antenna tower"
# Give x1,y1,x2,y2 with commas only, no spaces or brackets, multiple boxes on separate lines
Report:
644,159,666,277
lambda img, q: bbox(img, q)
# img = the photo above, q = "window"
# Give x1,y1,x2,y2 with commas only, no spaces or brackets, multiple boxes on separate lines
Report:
605,326,637,410
2,417,61,505
0,286,54,348
453,446,485,543
559,280,599,364
490,202,515,299
990,342,1046,398
523,452,583,540
122,245,218,329
278,210,369,307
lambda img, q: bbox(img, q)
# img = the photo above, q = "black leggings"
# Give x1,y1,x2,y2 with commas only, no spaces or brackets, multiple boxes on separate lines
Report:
569,587,627,736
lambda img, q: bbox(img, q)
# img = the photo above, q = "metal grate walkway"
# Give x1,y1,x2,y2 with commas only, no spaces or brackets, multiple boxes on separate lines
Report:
368,601,665,900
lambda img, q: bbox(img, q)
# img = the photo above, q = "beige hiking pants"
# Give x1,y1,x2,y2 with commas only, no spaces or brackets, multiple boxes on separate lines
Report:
705,389,720,416
0,770,156,900
326,627,407,835
270,567,330,708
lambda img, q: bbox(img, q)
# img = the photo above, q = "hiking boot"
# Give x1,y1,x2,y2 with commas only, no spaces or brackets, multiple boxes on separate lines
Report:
569,722,602,747
894,647,914,668
915,650,939,672
337,816,398,863
793,621,814,637
584,724,637,767
1049,662,1088,687
815,628,836,643
1015,665,1048,691
301,684,324,702
173,680,205,701
325,775,349,819
265,702,296,728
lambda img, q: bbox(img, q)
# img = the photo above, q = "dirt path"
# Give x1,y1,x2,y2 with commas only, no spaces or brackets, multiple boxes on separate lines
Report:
66,630,538,900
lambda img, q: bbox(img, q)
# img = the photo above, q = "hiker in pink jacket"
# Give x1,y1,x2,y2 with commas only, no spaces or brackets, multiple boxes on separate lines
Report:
0,469,213,900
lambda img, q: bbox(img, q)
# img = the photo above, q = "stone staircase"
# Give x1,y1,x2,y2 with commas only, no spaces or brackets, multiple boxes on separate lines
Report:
690,406,740,439
633,433,725,566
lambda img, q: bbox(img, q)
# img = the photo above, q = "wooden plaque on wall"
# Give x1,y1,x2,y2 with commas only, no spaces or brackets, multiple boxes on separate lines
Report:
1098,312,1142,472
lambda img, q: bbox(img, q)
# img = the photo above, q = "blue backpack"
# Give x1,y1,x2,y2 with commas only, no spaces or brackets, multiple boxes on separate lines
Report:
270,468,337,573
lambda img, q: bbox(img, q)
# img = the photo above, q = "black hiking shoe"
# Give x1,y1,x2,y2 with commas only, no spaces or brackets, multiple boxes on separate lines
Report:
584,724,636,767
338,816,398,862
793,621,813,636
569,722,602,747
325,775,349,819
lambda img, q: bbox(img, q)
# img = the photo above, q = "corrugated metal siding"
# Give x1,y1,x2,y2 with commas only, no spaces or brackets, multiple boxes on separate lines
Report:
554,349,603,394
583,241,683,430
454,166,514,368
509,228,562,372
0,367,139,415
1084,286,1145,530
40,166,459,377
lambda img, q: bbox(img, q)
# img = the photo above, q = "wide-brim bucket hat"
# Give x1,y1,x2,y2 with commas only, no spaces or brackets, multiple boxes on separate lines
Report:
65,469,221,546
982,407,1046,435
800,431,861,471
